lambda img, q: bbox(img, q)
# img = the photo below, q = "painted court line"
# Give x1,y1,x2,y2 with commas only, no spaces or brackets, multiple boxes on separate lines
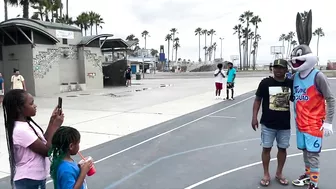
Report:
208,115,236,119
46,94,255,185
184,148,336,189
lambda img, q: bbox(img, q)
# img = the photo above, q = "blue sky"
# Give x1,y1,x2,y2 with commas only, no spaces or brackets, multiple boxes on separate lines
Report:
0,0,335,65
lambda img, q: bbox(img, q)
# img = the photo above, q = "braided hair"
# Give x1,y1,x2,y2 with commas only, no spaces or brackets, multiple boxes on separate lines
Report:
2,89,44,187
49,126,80,189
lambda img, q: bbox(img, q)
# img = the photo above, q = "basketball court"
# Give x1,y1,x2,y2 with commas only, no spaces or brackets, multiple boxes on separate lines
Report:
0,80,335,189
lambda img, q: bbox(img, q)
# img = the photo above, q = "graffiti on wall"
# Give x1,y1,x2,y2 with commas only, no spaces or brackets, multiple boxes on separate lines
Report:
84,50,103,71
33,46,77,79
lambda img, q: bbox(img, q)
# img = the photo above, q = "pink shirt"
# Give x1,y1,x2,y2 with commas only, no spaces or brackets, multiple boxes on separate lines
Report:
12,121,50,181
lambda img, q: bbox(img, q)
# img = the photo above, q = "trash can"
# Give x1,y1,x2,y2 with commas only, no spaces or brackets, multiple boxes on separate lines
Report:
136,72,141,80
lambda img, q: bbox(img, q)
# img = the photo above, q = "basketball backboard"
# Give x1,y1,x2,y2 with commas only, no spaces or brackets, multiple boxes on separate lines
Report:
230,55,239,61
270,46,285,55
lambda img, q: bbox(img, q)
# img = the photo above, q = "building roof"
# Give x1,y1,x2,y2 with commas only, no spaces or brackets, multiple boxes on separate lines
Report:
0,18,81,31
77,34,114,46
101,38,130,49
0,18,59,43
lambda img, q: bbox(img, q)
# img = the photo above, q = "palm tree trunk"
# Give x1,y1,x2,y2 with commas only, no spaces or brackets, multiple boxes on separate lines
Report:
96,25,98,35
204,35,207,63
316,36,320,65
171,34,175,62
317,36,320,57
175,48,178,62
66,0,69,16
198,34,201,62
209,34,213,61
238,36,242,70
4,0,8,20
214,48,216,60
23,0,29,18
90,26,93,36
167,41,170,69
282,40,285,58
248,37,253,68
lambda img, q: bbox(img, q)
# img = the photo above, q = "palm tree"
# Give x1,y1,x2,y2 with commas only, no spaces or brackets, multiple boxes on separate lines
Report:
279,34,286,58
248,31,254,68
250,15,262,68
173,40,180,64
233,24,243,70
239,10,254,70
201,29,208,63
194,27,202,62
253,34,261,69
313,27,325,57
173,37,180,62
286,31,295,58
9,0,36,19
93,13,104,35
141,30,149,49
88,11,96,35
291,40,297,49
212,42,217,60
165,34,172,67
207,29,216,61
75,12,90,36
170,28,178,62
4,0,8,20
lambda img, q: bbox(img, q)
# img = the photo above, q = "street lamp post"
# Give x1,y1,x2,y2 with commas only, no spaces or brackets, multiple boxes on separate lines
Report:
219,37,224,61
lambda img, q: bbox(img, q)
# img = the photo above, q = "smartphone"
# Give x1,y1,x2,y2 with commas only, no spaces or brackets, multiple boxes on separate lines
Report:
58,97,62,109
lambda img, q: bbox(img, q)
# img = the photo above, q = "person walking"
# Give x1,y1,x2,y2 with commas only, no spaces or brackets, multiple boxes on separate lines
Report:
251,59,293,186
11,69,26,91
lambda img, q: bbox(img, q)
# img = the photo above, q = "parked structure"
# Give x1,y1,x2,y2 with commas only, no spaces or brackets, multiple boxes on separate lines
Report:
0,18,127,96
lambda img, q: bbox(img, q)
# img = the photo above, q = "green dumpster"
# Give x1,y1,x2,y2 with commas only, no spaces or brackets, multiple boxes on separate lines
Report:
136,72,141,80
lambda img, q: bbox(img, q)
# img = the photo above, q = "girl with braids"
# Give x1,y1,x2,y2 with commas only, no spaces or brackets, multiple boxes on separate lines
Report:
3,89,64,189
49,126,92,189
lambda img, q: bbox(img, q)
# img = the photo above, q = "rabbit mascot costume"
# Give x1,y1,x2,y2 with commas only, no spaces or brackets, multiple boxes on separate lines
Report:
289,10,335,189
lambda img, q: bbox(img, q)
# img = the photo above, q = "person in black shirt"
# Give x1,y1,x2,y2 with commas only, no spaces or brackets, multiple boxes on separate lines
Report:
251,59,294,186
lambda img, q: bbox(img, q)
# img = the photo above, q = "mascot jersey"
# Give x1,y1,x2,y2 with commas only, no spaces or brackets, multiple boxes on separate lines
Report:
293,68,325,138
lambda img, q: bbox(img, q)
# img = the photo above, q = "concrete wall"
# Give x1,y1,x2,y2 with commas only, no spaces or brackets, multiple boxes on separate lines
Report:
79,47,104,89
2,45,35,95
32,44,60,96
32,44,80,96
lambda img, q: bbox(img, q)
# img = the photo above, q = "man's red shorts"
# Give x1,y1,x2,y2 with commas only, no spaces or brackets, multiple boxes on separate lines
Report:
215,82,223,90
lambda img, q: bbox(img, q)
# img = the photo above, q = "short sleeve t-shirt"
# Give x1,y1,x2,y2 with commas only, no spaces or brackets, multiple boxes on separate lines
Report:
57,160,88,189
214,69,226,83
11,75,24,89
0,78,3,90
227,68,236,83
12,121,50,181
255,77,294,130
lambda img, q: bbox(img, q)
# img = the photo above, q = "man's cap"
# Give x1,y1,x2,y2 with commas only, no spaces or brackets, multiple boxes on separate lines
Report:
227,62,233,65
273,59,288,68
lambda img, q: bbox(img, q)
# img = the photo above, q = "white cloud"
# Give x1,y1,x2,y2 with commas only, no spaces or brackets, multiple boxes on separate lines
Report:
0,0,335,64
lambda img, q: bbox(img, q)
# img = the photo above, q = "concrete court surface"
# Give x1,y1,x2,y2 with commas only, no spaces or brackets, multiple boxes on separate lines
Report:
0,77,263,179
57,78,336,189
0,79,335,188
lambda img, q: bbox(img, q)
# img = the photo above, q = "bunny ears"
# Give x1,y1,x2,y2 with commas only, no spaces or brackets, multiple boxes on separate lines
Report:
296,10,312,46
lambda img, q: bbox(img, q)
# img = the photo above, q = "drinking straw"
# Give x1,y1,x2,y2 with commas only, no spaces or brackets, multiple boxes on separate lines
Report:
78,151,86,160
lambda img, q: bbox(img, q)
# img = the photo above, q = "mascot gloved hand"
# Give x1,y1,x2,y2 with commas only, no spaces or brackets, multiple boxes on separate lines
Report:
320,122,333,137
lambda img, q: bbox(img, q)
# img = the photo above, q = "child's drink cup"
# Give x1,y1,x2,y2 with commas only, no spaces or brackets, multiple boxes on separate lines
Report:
79,156,96,176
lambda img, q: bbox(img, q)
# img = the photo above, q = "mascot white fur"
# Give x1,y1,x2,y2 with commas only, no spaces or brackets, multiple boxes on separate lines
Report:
289,9,335,189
